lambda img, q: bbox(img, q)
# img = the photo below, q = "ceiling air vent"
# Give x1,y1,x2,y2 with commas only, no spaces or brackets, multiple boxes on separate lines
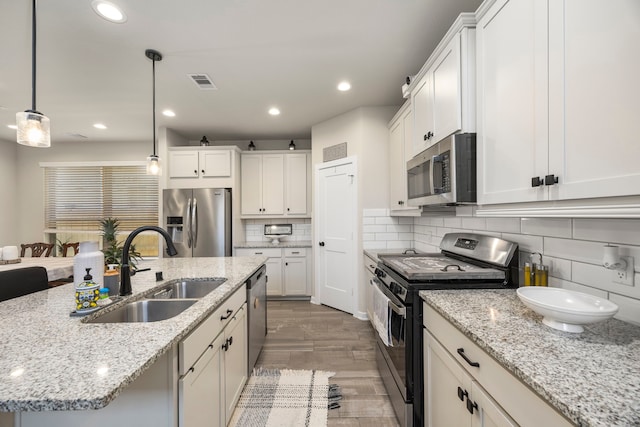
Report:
188,73,217,90
65,132,88,139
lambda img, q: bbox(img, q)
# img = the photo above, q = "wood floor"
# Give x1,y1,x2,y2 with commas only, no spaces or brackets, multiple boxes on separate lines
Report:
255,300,400,427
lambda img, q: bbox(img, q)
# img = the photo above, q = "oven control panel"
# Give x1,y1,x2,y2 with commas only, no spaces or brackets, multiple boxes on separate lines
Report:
454,238,478,250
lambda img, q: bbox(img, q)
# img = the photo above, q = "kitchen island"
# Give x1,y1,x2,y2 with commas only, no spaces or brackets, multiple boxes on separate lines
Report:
0,256,266,426
421,289,640,427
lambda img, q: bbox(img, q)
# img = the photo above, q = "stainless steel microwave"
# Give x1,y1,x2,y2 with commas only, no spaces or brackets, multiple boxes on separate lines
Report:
407,133,477,207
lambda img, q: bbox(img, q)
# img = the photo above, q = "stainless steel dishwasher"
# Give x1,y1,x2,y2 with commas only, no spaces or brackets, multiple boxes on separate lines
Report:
246,265,267,374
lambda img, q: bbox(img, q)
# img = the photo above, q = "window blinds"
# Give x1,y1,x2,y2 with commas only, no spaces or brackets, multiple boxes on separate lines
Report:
44,165,159,232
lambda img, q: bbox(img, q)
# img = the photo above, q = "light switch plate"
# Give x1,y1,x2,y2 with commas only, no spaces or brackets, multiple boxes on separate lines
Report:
612,256,634,286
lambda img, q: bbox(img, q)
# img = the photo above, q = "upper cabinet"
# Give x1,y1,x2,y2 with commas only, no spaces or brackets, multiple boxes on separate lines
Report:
241,151,310,218
411,17,476,157
388,101,420,215
167,147,239,190
477,0,640,209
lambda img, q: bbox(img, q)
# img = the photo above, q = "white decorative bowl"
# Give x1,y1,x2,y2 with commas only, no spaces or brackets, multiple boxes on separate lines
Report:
516,287,619,333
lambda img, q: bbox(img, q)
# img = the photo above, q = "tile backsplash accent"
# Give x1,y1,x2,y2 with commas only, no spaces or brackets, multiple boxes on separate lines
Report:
362,209,414,250
243,218,311,243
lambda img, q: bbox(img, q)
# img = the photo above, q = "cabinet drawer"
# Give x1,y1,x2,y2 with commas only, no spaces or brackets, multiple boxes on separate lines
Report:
424,303,573,427
364,254,377,275
236,248,281,258
284,248,306,257
180,285,246,375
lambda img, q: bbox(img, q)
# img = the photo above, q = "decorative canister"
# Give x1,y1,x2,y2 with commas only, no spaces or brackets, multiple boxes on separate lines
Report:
75,268,100,313
73,241,104,287
104,263,120,296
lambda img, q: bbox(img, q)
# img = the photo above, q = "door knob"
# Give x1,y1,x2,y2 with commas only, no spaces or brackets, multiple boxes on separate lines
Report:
319,242,325,247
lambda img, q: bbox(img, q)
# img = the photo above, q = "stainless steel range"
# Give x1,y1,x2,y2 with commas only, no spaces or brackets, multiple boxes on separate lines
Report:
371,233,519,427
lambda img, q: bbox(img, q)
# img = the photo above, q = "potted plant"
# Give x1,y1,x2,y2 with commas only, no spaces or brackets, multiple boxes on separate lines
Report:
100,217,142,269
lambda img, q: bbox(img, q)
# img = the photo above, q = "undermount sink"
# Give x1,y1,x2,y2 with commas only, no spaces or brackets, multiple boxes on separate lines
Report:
516,287,619,333
86,299,197,323
150,278,227,299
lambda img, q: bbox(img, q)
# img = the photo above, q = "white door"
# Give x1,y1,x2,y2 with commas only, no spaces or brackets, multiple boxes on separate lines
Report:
315,158,357,314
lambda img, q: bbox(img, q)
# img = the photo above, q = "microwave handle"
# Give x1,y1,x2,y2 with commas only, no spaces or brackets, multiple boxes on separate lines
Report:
432,154,445,194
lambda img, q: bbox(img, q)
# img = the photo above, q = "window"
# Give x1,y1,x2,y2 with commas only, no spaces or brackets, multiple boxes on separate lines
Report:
43,162,159,257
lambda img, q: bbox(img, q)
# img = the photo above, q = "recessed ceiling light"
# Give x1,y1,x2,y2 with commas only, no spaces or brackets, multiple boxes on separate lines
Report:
7,125,17,130
338,81,351,91
91,1,127,23
162,109,176,117
93,123,107,129
268,107,281,116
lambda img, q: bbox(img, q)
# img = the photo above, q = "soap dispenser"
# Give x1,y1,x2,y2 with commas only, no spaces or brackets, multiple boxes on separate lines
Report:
75,268,101,313
530,252,548,286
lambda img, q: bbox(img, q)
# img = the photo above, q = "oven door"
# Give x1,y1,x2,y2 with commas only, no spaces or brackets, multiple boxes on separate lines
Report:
371,277,412,426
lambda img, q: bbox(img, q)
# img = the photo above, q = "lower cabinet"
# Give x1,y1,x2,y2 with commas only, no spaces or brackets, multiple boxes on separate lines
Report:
223,304,248,425
423,303,573,427
236,247,310,297
363,253,377,325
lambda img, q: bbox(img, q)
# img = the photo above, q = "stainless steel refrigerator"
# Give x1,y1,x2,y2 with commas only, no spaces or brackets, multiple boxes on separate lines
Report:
163,188,232,257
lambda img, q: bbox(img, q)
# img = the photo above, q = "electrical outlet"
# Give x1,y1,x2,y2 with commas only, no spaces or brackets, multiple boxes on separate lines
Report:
612,256,634,286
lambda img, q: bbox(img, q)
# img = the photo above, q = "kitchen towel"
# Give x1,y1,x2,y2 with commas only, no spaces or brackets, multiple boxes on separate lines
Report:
371,280,392,346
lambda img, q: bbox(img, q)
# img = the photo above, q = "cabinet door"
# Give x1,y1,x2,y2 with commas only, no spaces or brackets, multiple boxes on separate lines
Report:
265,257,283,296
200,150,231,178
241,154,263,215
224,304,248,425
389,117,405,210
363,255,377,326
548,0,640,201
425,331,471,427
476,0,549,205
285,153,308,215
284,255,307,295
169,151,200,178
432,33,462,143
470,382,517,427
179,334,224,427
412,74,434,156
261,154,285,215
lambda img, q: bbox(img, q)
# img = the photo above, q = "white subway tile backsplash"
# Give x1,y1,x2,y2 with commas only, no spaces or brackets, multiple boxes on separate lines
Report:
572,261,640,299
363,225,387,233
363,217,375,225
544,255,572,281
376,232,399,241
443,217,462,228
364,208,389,217
544,237,606,265
573,218,640,245
500,233,544,253
362,233,375,241
363,240,386,249
387,240,413,249
609,293,640,326
486,217,521,233
521,218,572,238
399,232,414,240
550,277,608,298
386,224,412,233
375,217,396,225
398,217,414,225
461,217,487,230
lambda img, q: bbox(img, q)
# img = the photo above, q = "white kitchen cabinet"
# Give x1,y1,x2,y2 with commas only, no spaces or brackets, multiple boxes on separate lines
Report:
236,247,310,297
388,102,421,216
223,303,247,425
169,149,231,179
241,151,310,218
477,0,640,207
363,253,377,325
411,24,475,157
424,303,573,427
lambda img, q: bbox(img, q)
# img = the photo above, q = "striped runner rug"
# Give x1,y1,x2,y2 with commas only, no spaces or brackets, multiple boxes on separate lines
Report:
229,368,342,427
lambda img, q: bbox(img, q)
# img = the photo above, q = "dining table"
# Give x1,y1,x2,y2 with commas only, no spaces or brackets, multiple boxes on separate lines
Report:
0,257,74,282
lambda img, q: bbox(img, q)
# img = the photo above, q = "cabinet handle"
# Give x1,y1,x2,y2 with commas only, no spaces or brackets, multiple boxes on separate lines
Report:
287,208,290,211
201,169,205,175
427,131,434,140
285,262,288,266
466,398,478,414
208,344,213,349
222,341,229,351
319,242,325,247
369,264,376,269
189,367,195,373
456,348,480,367
544,174,559,186
220,309,233,320
255,252,263,255
531,176,543,187
228,336,233,347
291,251,300,254
423,134,428,141
194,170,198,175
457,386,468,402
398,200,404,205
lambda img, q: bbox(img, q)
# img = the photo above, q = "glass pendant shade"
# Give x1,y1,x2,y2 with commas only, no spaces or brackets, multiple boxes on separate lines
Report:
146,155,161,175
289,140,295,150
16,111,50,147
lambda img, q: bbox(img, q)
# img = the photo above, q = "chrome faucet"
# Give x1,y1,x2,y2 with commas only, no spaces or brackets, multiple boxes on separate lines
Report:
120,226,178,296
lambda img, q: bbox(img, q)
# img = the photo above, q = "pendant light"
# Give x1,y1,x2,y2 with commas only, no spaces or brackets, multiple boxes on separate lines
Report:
16,0,50,148
248,140,256,151
200,136,210,146
289,140,296,150
145,49,162,175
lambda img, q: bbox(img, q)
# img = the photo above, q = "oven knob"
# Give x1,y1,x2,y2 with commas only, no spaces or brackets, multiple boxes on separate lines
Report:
374,268,385,278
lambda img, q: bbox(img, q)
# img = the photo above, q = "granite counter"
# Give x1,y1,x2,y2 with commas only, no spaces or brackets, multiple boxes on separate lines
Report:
420,289,640,427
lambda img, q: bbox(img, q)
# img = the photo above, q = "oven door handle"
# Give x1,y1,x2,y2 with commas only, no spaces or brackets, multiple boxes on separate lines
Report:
370,277,406,319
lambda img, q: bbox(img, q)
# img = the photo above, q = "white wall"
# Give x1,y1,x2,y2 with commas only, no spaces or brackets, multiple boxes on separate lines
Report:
311,106,397,317
0,139,19,245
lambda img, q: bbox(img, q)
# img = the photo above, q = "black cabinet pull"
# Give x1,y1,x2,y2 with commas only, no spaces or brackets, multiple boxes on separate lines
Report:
466,398,478,414
544,174,559,186
285,262,288,266
319,242,325,247
531,177,543,187
222,342,229,351
424,134,428,141
189,367,195,373
457,348,480,367
220,309,233,320
457,386,468,402
228,336,233,347
194,170,198,175
427,131,434,139
287,208,290,211
201,169,205,174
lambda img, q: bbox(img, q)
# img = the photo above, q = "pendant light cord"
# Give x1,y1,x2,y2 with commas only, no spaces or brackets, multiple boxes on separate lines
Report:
152,56,156,156
31,0,37,112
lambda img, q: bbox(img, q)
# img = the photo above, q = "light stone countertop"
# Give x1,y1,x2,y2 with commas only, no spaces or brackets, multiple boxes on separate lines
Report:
235,241,312,249
420,289,640,427
0,256,266,412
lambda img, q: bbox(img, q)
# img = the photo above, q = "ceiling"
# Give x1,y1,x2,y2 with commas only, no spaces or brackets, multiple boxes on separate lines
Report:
0,0,482,145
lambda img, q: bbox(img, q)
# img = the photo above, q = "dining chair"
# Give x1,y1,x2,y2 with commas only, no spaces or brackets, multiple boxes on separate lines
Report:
61,242,80,257
0,267,49,302
20,243,54,258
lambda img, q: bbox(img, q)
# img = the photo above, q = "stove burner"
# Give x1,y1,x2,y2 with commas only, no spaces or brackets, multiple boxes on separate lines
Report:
381,255,505,281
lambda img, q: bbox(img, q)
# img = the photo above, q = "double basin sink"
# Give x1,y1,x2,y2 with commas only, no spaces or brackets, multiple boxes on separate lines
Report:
86,278,227,324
